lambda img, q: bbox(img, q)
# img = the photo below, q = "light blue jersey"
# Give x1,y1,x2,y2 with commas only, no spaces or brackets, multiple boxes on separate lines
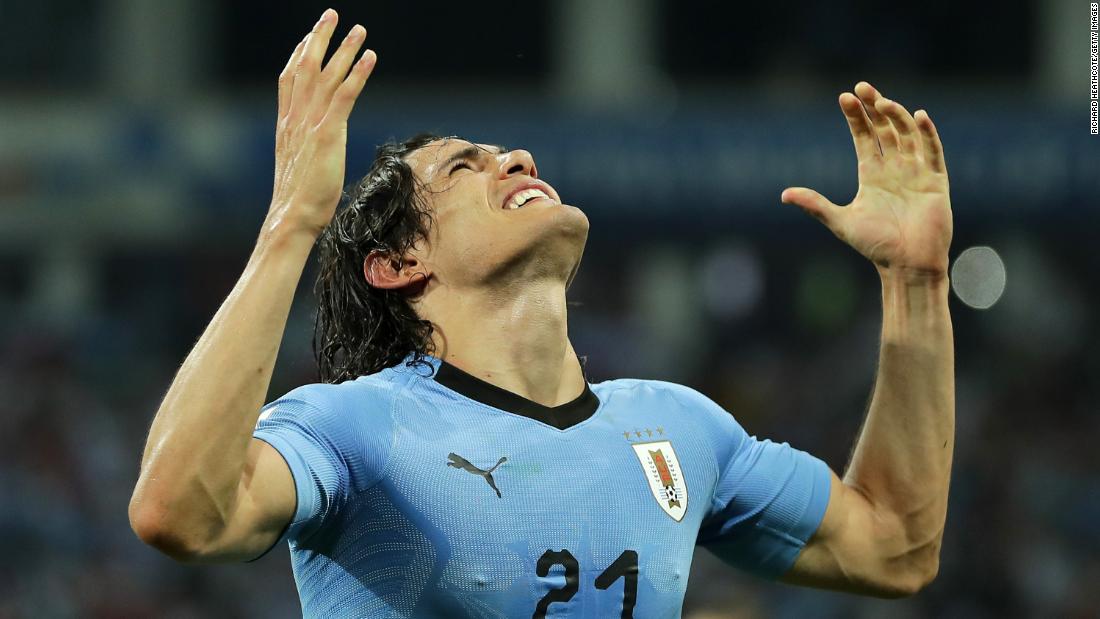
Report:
253,356,832,618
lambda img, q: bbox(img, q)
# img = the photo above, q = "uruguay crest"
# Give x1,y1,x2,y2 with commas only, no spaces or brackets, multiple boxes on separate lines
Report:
631,440,688,521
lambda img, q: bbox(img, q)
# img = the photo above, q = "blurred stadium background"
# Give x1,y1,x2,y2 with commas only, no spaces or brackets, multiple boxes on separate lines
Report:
2,0,1098,617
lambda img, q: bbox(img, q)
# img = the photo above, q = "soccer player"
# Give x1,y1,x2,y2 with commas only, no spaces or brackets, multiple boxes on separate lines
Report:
129,9,955,618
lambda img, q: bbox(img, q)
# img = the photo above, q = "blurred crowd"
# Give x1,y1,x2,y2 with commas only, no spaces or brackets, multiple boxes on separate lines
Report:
1,218,1097,617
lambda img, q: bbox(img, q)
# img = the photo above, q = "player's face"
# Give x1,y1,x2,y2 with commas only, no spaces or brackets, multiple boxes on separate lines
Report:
405,138,589,288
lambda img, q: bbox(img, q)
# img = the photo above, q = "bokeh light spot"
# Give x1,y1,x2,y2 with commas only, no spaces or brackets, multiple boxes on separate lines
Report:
951,246,1006,309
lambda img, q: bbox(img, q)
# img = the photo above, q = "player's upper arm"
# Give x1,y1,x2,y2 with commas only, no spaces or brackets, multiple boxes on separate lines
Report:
194,437,298,562
780,472,940,598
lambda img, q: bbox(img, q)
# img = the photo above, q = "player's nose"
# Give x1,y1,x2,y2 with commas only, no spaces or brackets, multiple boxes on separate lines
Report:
496,149,538,180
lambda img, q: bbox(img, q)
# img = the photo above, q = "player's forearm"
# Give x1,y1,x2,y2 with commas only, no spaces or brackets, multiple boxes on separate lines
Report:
845,268,955,573
130,219,316,541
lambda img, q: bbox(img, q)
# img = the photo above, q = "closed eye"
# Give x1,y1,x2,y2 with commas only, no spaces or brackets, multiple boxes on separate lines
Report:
449,161,472,175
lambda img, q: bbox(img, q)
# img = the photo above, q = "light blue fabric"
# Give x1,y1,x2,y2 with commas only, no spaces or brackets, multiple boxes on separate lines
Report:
253,357,831,618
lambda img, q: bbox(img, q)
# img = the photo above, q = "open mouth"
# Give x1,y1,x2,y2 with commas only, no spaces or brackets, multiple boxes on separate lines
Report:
501,182,558,210
504,188,552,210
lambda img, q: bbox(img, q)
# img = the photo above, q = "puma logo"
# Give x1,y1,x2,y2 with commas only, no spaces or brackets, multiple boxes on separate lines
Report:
447,453,508,498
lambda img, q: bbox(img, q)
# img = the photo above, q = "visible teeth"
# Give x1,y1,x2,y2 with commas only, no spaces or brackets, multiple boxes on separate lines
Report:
506,188,551,209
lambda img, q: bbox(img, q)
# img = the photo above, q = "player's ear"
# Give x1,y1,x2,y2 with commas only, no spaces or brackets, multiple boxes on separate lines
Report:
363,250,431,295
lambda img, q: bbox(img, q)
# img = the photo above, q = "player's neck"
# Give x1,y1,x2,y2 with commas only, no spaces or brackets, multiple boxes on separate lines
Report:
421,278,584,408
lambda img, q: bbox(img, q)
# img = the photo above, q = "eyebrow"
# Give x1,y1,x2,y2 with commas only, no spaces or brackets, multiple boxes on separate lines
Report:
438,143,507,175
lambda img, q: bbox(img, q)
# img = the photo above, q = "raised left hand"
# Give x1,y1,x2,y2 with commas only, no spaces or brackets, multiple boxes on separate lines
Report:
781,82,952,277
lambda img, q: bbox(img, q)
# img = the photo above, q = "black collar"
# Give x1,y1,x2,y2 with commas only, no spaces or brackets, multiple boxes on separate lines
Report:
433,361,600,430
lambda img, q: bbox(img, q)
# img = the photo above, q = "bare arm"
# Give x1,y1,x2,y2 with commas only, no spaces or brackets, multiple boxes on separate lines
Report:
128,9,376,562
778,81,954,596
783,272,953,597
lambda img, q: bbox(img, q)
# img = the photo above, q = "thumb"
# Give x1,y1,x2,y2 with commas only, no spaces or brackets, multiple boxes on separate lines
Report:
781,187,841,227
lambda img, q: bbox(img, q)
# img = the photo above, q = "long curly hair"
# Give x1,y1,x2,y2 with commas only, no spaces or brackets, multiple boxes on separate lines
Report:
313,133,442,383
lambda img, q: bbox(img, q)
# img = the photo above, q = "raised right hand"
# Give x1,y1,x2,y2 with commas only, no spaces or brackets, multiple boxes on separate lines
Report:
267,8,376,238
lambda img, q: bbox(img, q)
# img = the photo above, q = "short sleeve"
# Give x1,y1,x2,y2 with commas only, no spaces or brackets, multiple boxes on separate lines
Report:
252,381,395,548
672,386,832,579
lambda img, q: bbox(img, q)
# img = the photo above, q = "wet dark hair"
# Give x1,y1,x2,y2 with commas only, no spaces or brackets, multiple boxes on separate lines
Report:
313,132,443,383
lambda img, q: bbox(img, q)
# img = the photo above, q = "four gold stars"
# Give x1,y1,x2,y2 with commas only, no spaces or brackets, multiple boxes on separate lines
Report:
621,427,668,441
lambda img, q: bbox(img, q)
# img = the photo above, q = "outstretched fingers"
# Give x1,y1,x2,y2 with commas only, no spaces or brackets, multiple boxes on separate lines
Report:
321,49,378,130
288,9,339,122
311,24,367,124
854,81,896,155
839,92,880,164
915,110,947,173
875,97,919,156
